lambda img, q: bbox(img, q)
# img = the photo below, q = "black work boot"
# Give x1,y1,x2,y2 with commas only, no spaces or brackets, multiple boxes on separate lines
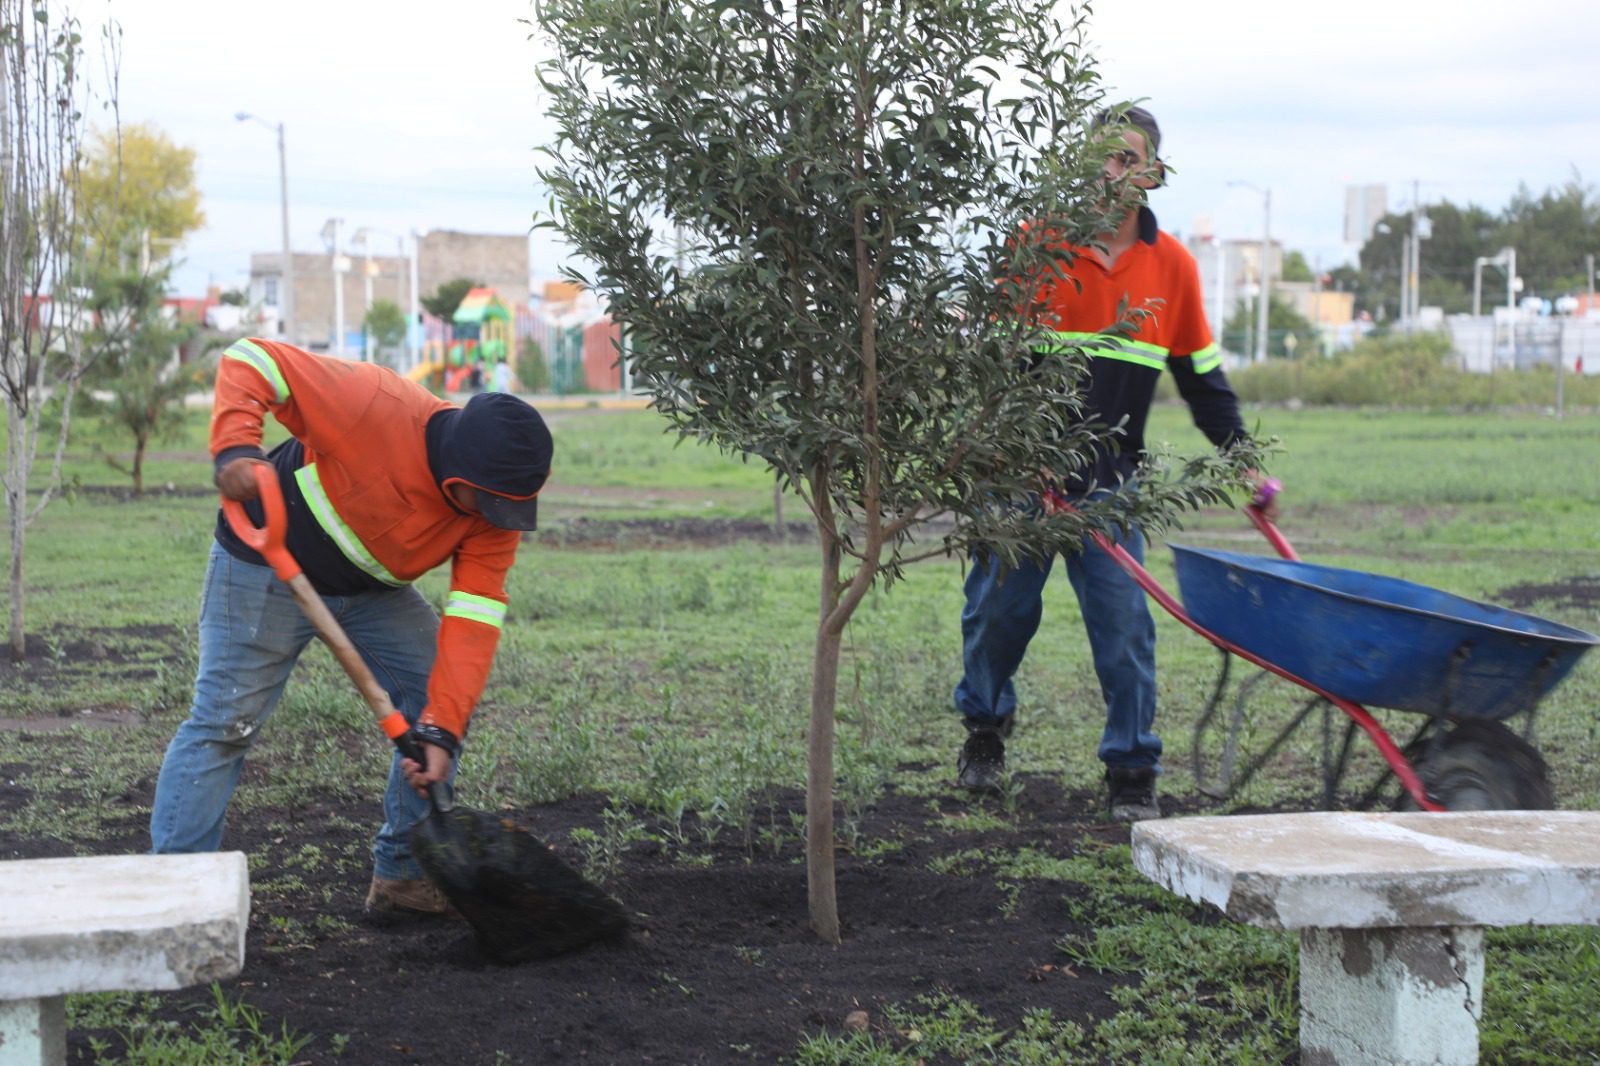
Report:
956,717,1012,795
1105,766,1161,822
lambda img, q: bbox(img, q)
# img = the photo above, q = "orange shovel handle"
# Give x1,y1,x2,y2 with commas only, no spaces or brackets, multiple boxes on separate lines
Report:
218,463,414,747
219,463,301,583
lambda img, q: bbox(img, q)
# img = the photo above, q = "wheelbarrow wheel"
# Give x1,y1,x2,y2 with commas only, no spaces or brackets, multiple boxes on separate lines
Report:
1396,719,1554,811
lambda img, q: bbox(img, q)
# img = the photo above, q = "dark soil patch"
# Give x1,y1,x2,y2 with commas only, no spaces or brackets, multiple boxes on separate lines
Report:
1494,574,1600,613
1,774,1232,1065
73,482,217,500
541,515,821,550
534,514,960,551
0,623,184,698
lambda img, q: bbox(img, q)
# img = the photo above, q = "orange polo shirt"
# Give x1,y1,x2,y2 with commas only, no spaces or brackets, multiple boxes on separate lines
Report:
1023,208,1243,489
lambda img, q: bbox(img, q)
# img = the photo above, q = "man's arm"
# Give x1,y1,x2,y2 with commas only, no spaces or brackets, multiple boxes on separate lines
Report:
1168,353,1247,449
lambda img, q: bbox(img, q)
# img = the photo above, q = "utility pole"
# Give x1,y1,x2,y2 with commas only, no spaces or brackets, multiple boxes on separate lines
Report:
1400,234,1411,333
1227,181,1271,361
1257,189,1271,363
323,218,347,356
277,122,294,344
410,229,423,371
1213,239,1225,347
235,113,295,343
1408,179,1420,329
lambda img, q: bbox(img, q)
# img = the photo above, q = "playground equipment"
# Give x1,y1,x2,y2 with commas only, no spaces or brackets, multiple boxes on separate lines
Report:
405,287,516,393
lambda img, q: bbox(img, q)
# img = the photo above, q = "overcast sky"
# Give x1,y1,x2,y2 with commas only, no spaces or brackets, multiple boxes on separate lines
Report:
106,0,1600,297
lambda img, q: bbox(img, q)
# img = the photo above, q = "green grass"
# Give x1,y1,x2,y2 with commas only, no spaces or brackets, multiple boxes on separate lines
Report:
5,400,1600,1063
69,985,315,1065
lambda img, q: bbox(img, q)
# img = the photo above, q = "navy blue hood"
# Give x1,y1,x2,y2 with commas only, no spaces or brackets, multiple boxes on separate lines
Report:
429,393,552,530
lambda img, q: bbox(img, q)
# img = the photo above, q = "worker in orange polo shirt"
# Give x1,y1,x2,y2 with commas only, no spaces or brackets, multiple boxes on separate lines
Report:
150,339,552,916
952,105,1278,820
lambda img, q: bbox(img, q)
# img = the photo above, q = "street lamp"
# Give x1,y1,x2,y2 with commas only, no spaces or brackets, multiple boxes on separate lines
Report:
1472,247,1516,318
235,112,293,343
1228,181,1271,363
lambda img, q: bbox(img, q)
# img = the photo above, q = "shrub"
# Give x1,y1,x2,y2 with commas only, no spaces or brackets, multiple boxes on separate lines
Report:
1222,333,1600,409
517,337,551,394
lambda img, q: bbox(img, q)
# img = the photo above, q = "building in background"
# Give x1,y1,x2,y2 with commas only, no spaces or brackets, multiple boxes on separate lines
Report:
1343,184,1388,246
1188,221,1282,353
247,230,530,352
1276,282,1354,327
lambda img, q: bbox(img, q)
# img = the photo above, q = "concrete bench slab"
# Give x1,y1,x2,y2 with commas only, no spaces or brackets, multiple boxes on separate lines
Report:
0,852,250,1066
1132,811,1600,1066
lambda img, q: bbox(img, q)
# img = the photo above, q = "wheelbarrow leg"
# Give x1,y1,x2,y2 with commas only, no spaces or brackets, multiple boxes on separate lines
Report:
1354,716,1442,810
1323,709,1360,809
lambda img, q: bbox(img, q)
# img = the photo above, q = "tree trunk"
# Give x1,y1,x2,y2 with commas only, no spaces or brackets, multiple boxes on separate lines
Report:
8,520,20,663
8,451,22,664
132,430,147,497
805,527,844,943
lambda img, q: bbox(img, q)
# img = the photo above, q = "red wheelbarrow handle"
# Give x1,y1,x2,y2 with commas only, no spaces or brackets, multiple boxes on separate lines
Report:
220,464,424,763
1245,503,1299,562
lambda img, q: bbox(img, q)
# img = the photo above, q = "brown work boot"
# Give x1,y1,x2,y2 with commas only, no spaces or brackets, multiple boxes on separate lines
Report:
364,875,453,916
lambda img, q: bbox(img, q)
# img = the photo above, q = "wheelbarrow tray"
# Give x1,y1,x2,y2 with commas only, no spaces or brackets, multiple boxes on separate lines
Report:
1170,544,1598,719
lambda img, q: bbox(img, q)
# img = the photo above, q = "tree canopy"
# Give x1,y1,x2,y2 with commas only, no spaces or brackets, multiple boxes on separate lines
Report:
78,122,205,269
1342,178,1600,319
421,277,480,323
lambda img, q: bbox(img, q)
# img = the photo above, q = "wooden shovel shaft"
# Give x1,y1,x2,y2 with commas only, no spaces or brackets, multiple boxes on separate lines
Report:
283,571,399,725
218,463,408,740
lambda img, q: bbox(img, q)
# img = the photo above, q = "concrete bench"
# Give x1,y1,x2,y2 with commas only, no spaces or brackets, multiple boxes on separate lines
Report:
1132,811,1600,1066
0,853,250,1066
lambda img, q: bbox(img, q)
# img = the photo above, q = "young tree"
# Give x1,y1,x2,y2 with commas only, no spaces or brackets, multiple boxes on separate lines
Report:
80,266,204,495
516,335,549,393
73,119,205,496
538,0,1263,941
0,2,119,661
362,297,407,365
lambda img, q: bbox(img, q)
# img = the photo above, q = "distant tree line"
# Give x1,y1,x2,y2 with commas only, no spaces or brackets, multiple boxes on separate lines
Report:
1322,177,1599,322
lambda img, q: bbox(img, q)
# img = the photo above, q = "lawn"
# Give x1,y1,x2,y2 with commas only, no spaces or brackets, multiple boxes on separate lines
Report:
1,401,1597,1064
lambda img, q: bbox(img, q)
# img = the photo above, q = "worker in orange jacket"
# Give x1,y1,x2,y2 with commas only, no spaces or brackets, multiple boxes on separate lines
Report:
150,338,552,916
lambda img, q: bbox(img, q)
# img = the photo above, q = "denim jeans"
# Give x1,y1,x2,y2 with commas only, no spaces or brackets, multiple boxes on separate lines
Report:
952,522,1161,770
151,542,449,880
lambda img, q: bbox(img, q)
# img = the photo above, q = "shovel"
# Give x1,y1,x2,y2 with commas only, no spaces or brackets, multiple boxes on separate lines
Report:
221,462,627,962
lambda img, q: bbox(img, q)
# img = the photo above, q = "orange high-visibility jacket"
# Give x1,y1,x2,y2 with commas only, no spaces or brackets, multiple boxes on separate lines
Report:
212,338,521,739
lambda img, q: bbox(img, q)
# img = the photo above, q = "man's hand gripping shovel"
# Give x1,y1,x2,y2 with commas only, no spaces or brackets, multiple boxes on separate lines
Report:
222,463,626,962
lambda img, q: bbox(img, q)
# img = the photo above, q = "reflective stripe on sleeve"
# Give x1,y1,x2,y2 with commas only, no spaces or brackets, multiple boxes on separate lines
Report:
223,339,291,403
1037,330,1168,370
443,591,507,629
1188,343,1223,375
293,463,405,586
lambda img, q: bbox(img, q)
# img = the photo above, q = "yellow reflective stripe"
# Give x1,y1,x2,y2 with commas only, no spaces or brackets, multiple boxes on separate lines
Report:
1036,330,1168,369
1091,347,1167,370
1188,343,1223,375
293,463,404,587
443,591,507,629
1040,330,1114,350
223,339,290,403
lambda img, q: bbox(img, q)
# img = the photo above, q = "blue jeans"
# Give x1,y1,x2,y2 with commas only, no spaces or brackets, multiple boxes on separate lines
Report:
151,543,450,880
953,523,1161,770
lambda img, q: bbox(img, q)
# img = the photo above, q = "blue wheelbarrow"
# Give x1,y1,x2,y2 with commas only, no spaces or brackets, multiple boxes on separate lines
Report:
1092,505,1598,812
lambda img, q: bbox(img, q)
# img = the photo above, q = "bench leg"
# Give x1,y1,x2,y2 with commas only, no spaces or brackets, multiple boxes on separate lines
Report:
1298,926,1483,1066
0,996,65,1066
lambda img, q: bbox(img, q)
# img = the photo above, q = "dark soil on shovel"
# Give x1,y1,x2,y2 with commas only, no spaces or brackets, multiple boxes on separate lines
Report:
1,773,1243,1066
